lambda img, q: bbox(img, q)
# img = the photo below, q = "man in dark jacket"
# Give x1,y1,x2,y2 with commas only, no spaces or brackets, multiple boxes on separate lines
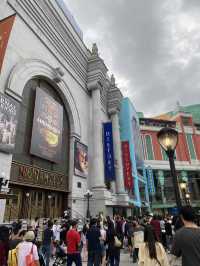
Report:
86,218,101,266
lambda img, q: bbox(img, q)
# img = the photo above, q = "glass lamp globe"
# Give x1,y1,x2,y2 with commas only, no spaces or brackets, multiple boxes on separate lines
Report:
157,127,178,152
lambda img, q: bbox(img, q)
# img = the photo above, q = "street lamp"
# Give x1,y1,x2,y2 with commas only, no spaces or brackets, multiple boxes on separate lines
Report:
185,193,191,205
180,181,188,206
84,189,93,219
157,127,182,209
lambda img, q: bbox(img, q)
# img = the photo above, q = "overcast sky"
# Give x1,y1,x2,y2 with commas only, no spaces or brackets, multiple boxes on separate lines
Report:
65,0,200,116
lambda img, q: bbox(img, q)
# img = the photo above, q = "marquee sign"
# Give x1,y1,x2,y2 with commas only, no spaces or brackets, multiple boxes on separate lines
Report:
103,122,115,182
122,141,133,190
30,88,63,163
10,161,67,191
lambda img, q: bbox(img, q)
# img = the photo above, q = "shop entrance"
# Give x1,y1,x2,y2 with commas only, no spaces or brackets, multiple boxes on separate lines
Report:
4,186,66,221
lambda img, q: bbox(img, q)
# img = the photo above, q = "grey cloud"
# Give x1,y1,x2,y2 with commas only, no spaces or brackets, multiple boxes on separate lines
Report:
65,0,200,116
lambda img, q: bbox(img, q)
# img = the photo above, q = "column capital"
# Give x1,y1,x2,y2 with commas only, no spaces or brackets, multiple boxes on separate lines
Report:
107,77,123,115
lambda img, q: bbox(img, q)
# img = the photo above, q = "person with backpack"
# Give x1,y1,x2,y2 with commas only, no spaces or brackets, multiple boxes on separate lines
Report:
17,230,40,266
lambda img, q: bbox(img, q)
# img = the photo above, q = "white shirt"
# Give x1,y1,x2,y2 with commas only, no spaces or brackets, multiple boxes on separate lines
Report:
53,224,61,241
18,242,39,266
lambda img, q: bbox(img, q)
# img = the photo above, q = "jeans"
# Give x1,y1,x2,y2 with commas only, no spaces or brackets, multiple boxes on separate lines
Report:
67,253,82,266
133,248,139,263
109,248,120,266
87,250,101,266
41,245,51,266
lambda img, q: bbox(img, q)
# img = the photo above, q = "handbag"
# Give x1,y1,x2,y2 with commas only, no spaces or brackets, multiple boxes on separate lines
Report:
114,236,122,248
26,244,36,266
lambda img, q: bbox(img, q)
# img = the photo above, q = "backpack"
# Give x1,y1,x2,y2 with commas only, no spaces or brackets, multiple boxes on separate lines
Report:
26,244,36,266
7,245,19,266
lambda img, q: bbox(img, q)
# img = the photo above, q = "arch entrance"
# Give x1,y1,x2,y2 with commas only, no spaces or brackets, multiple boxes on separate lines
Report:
4,78,70,220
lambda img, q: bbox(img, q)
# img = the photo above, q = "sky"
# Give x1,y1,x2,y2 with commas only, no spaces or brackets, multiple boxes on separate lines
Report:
65,0,200,116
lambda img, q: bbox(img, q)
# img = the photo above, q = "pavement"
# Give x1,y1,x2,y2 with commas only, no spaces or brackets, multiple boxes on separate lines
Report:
50,251,182,266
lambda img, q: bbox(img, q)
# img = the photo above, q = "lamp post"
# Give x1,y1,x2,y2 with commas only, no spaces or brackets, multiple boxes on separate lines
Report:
180,181,188,205
157,127,182,209
84,190,93,219
185,193,191,205
48,195,52,218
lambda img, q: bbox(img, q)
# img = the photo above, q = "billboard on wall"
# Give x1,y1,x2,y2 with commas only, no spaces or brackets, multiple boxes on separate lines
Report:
74,140,88,178
30,88,63,163
122,141,133,190
103,122,115,182
0,93,19,153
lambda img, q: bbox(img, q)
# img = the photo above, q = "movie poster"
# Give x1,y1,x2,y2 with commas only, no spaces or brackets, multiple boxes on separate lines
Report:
0,93,19,153
74,141,88,178
30,88,63,163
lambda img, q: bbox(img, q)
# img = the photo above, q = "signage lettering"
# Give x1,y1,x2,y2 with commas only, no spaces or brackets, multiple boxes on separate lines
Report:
103,122,115,182
122,141,133,190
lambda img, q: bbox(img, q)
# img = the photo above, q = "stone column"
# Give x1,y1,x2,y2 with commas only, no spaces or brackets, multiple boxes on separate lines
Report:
110,111,126,194
91,86,105,188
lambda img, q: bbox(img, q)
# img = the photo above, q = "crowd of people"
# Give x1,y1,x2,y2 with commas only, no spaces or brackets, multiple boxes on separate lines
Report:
0,206,200,265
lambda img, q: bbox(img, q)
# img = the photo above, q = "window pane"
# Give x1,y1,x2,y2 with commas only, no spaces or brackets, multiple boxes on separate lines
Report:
186,134,196,160
145,135,154,160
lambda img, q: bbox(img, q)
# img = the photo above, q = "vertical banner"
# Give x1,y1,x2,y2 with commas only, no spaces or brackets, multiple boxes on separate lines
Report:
0,15,15,72
146,166,155,195
121,141,133,190
103,122,115,181
0,92,19,153
30,88,63,163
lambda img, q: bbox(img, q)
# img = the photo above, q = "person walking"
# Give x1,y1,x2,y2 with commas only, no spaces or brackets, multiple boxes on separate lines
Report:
41,220,54,266
17,231,40,266
66,220,82,266
132,219,144,263
86,218,101,266
150,215,161,241
171,206,200,266
138,225,169,266
106,219,121,266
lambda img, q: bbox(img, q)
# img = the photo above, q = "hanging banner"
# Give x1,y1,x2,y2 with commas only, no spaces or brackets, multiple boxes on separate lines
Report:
103,122,115,181
146,166,155,195
0,15,15,72
121,141,133,190
0,92,19,153
30,88,63,163
74,140,88,178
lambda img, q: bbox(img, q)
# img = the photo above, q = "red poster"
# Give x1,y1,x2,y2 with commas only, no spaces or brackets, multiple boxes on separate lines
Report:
122,141,133,190
0,15,15,72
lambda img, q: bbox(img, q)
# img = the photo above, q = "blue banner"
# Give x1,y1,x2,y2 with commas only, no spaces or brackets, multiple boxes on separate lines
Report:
146,166,155,195
103,122,115,181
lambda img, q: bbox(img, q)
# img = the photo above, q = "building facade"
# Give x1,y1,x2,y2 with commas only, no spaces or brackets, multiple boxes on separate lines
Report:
119,98,149,212
0,0,134,222
140,105,200,213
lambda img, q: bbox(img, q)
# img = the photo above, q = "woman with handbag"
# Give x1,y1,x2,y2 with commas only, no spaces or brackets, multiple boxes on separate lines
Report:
17,231,40,266
106,220,121,266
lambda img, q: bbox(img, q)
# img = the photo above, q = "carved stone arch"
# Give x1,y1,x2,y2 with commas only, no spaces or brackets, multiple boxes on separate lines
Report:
6,58,81,139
